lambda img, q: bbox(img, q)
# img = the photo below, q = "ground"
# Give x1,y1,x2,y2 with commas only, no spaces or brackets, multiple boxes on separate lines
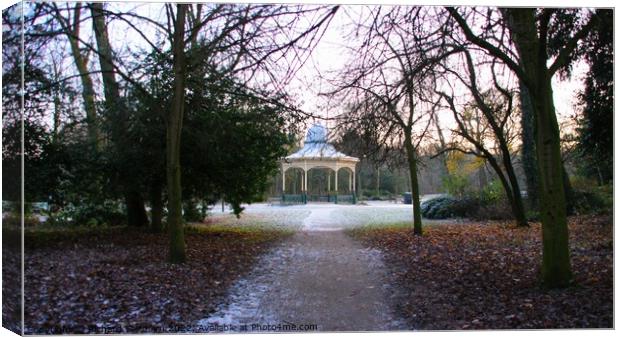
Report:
193,201,421,331
18,226,288,334
198,231,407,332
349,214,614,329
14,201,614,332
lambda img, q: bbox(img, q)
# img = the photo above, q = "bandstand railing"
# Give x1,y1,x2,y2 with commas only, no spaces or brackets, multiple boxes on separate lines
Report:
280,193,356,205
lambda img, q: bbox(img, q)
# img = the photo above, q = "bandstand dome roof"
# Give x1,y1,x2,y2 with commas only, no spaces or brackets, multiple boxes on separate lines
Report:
285,124,359,162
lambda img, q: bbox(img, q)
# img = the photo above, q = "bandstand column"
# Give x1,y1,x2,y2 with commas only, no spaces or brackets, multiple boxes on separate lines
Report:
348,170,352,191
304,161,308,204
282,165,286,193
335,168,338,192
304,161,308,193
328,169,331,191
352,166,357,204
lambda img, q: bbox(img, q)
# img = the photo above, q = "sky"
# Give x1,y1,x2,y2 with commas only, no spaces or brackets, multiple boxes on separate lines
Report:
282,5,590,141
4,2,596,143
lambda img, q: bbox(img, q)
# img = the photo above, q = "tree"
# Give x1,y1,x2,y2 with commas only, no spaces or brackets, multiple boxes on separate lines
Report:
49,2,100,148
576,9,613,185
447,7,599,288
88,3,150,227
519,81,539,210
436,49,528,227
181,77,293,216
160,3,339,262
2,4,65,205
331,7,446,235
14,2,338,261
166,3,188,263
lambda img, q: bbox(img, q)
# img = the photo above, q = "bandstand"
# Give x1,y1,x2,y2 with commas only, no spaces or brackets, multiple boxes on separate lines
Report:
280,124,359,204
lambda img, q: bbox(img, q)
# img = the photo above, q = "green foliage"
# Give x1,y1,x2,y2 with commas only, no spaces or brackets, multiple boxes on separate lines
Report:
182,91,291,216
468,180,516,221
2,120,66,203
50,200,125,227
131,48,291,206
575,9,613,184
422,179,516,220
420,196,477,219
442,174,469,198
442,151,481,197
183,200,204,223
124,46,290,221
572,185,613,215
478,179,504,204
472,196,514,221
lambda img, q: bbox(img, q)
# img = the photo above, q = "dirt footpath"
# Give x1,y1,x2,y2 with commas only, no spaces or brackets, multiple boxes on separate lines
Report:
198,226,409,332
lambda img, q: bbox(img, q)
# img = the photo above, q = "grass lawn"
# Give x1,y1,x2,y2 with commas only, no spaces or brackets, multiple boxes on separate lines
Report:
347,214,613,329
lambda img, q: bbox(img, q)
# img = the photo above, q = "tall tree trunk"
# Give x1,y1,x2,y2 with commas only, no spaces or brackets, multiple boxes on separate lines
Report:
405,133,423,235
533,73,571,288
521,83,572,216
167,4,188,263
52,88,62,141
450,7,579,288
58,3,100,148
504,159,528,227
149,180,164,233
90,2,148,227
499,144,528,227
562,164,575,215
68,39,99,148
505,8,572,288
519,80,539,211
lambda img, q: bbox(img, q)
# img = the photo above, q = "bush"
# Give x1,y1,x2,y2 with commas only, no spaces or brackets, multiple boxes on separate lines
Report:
2,214,40,227
471,197,514,220
442,174,469,198
478,179,504,204
421,187,515,221
51,200,125,226
421,196,478,219
573,185,612,214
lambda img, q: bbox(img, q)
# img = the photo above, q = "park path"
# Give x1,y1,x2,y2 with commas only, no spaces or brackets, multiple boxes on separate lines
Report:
197,206,408,332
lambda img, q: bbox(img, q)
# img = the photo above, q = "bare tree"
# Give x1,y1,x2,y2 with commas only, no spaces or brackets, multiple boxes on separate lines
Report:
330,7,450,235
435,49,528,227
446,7,599,288
158,3,339,262
49,2,100,148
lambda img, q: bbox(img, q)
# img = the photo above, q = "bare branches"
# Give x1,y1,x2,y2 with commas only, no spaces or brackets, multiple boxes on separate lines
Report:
445,7,527,81
328,6,453,159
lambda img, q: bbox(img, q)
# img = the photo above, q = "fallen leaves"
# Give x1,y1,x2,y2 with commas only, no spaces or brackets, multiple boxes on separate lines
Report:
21,226,289,334
349,214,613,329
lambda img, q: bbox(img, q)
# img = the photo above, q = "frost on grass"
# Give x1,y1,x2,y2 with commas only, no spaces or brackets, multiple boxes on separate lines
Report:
206,206,311,230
